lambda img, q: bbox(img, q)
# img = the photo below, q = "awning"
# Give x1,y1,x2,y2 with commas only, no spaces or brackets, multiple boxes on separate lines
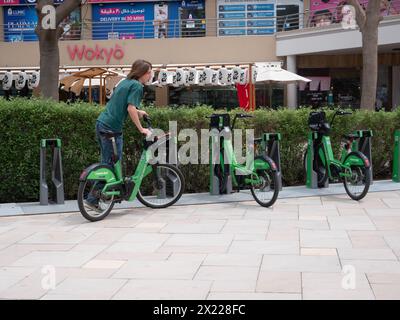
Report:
255,62,311,84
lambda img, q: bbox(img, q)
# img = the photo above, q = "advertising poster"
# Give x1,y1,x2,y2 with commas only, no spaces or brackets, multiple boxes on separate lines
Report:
92,1,204,39
92,2,154,40
154,3,168,38
3,5,38,42
217,0,276,36
3,2,80,42
309,0,369,25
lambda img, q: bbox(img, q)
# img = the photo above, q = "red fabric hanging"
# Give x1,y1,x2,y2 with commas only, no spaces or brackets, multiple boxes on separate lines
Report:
236,84,250,111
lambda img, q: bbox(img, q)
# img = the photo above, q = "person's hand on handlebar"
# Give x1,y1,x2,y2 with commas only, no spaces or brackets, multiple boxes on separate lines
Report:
140,128,152,137
137,110,149,119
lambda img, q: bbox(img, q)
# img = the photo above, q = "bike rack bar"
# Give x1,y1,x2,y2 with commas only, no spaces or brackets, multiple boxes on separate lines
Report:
40,138,65,205
393,130,400,183
261,133,282,190
351,130,373,184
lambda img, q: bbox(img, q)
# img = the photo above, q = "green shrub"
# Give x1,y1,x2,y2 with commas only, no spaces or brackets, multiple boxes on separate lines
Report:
0,97,399,203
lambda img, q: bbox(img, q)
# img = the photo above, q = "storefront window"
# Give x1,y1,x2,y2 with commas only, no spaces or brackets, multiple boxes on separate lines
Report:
299,68,361,109
276,0,304,31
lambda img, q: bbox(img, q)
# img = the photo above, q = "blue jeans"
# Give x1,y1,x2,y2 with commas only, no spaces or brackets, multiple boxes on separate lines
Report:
96,121,123,165
86,121,123,205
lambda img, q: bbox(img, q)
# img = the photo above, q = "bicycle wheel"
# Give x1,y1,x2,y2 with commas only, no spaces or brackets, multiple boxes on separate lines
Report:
343,164,371,201
136,164,184,208
250,157,280,207
77,179,115,222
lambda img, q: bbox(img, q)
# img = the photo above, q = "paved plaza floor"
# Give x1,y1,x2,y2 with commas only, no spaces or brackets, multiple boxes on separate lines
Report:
0,188,400,300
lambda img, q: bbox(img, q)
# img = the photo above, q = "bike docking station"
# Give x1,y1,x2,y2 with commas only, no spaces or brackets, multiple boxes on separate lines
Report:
154,136,180,199
209,113,233,195
40,138,65,205
259,133,283,191
141,119,179,200
305,110,373,196
393,130,400,182
306,130,327,189
351,130,373,184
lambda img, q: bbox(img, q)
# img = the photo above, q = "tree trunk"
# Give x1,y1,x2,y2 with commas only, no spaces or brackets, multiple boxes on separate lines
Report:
360,0,382,110
36,0,81,101
360,23,379,110
347,0,382,110
38,29,60,100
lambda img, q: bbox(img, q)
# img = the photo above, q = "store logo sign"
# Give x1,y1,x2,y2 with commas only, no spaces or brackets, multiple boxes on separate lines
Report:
67,44,125,63
7,8,25,16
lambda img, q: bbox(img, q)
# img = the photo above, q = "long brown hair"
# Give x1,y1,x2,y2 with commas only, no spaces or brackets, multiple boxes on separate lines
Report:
127,59,152,80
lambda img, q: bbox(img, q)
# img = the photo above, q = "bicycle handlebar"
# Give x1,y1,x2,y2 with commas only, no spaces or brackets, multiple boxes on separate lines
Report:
329,109,352,128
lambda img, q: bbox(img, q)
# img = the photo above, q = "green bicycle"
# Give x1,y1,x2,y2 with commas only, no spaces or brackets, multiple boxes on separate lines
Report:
209,113,280,207
78,116,185,222
304,110,371,200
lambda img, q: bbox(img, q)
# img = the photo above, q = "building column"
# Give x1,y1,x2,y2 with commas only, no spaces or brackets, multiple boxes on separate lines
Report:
286,55,297,109
206,0,217,37
155,86,169,107
393,66,400,110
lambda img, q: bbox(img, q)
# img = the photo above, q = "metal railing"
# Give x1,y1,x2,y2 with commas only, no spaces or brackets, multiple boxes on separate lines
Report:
1,1,399,42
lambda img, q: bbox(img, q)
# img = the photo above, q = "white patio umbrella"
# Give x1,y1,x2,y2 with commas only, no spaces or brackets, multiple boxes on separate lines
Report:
255,62,311,107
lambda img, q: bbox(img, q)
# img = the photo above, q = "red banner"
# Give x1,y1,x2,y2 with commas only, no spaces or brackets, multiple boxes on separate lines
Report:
0,0,20,5
236,84,250,111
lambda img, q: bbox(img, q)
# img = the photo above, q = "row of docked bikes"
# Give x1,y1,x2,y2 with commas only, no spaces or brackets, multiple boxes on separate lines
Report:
77,110,375,222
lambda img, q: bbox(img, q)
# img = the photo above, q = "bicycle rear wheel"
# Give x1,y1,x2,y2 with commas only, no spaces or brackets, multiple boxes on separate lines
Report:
250,157,280,207
77,179,115,222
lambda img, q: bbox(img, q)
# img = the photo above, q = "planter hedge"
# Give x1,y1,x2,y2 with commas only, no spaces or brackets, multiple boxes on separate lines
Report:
0,97,399,203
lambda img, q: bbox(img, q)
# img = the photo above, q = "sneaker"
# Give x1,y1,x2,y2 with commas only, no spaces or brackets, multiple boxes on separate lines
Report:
83,200,102,212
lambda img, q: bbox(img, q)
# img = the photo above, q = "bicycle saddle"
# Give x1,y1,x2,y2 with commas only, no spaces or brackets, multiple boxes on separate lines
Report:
342,133,358,140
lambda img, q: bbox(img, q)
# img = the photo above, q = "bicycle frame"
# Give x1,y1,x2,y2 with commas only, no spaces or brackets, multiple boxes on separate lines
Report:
221,136,271,186
86,146,154,202
318,135,365,179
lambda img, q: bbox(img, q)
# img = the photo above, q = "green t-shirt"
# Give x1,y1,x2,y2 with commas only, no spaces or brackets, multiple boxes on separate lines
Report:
97,78,143,131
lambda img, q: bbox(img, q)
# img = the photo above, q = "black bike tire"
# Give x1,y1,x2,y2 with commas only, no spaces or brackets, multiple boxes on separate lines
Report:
136,163,185,209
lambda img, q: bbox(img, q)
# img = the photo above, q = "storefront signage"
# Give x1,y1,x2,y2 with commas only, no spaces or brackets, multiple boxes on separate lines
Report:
217,0,276,36
67,44,125,63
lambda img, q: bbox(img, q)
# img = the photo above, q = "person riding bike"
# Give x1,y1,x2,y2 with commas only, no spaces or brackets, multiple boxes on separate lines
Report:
85,59,153,211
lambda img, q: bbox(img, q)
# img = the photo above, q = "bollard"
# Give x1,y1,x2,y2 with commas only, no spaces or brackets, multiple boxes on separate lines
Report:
393,130,400,182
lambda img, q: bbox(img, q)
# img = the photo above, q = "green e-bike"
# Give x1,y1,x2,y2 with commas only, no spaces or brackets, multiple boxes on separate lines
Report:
78,116,184,222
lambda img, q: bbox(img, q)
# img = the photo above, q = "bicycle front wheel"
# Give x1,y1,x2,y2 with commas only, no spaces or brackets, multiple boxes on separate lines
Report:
343,165,371,201
136,164,185,208
250,162,280,207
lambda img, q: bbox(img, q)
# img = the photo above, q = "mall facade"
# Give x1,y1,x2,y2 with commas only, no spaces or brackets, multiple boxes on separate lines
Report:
0,0,399,109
